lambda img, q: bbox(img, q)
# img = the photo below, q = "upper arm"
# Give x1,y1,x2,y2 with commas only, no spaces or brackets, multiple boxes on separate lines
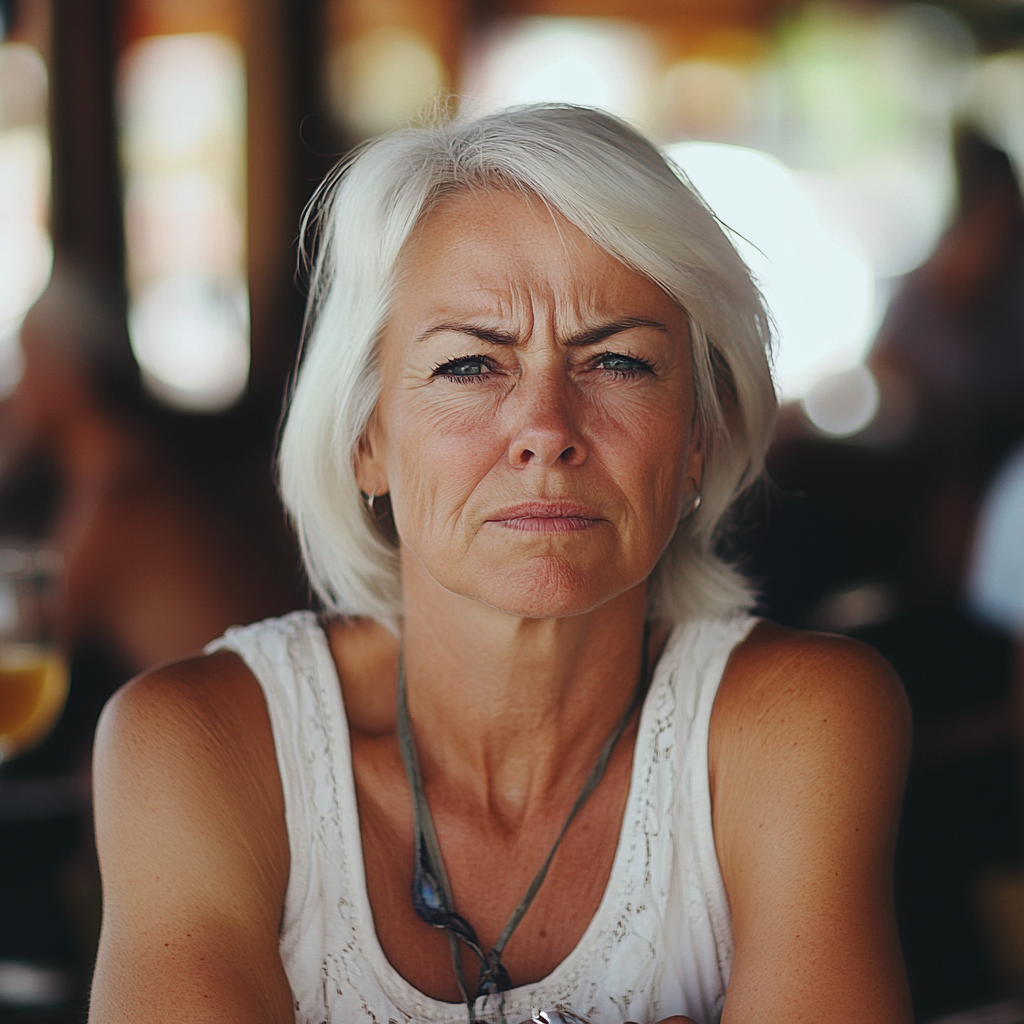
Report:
89,652,294,1024
710,624,913,1024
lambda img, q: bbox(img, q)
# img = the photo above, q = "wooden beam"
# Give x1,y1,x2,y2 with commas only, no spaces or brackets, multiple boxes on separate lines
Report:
49,0,125,276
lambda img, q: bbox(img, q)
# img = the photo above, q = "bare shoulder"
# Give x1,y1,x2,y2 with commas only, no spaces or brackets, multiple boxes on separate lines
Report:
725,618,907,700
94,646,288,884
710,620,911,782
708,619,912,860
100,646,262,735
97,650,281,805
91,651,292,1023
710,621,914,1023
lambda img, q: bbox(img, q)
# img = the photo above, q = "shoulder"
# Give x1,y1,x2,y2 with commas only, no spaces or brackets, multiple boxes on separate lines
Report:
708,619,911,891
97,648,272,770
711,620,910,772
94,650,287,897
707,623,914,1021
708,620,912,884
90,654,294,1022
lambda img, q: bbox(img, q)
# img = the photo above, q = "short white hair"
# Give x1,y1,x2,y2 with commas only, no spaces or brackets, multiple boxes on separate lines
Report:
278,104,777,630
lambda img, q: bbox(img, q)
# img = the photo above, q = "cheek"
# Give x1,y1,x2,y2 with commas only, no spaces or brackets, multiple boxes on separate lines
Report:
382,393,503,538
589,395,691,520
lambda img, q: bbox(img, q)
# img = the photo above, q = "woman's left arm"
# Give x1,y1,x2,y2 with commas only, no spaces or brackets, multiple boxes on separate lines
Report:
710,623,914,1024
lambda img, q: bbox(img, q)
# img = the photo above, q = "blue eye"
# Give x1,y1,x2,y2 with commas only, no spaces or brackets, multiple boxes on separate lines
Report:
432,357,489,378
596,353,652,374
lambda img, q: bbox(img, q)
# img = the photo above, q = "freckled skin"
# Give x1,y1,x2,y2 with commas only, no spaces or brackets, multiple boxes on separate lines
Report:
358,189,701,619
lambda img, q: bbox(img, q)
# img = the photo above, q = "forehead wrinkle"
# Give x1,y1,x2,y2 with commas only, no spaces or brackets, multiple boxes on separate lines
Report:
413,270,675,349
547,267,631,331
396,188,683,351
503,273,543,336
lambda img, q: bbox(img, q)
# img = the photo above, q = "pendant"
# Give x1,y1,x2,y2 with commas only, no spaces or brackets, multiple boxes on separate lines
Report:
520,1010,594,1024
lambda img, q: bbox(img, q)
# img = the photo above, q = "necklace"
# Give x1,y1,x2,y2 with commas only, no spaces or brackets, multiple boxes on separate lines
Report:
395,627,650,1019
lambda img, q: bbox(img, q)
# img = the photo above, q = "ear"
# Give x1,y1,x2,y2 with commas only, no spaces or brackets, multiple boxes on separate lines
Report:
354,412,389,498
683,419,705,498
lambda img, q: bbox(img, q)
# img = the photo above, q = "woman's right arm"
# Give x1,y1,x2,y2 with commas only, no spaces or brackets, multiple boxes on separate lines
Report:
89,651,295,1024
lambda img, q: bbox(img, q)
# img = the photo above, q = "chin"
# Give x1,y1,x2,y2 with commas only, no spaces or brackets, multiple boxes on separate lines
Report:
472,556,627,619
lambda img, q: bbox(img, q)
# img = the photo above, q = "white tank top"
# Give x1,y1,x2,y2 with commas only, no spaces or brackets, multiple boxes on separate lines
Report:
207,611,754,1024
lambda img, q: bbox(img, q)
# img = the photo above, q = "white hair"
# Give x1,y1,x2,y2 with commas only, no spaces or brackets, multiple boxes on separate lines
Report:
278,104,777,630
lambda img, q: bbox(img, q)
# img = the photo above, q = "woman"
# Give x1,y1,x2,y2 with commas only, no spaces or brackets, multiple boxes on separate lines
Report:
89,105,912,1024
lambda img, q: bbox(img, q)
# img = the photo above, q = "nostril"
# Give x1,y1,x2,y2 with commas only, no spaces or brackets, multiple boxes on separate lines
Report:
508,423,587,468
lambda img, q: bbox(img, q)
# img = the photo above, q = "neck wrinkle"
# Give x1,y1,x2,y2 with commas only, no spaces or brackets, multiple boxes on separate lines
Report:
398,570,659,828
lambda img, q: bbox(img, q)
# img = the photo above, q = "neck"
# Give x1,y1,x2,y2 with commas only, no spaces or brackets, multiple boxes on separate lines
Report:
397,551,662,829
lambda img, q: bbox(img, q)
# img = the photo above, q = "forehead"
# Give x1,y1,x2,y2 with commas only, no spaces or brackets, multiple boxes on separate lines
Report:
394,187,679,318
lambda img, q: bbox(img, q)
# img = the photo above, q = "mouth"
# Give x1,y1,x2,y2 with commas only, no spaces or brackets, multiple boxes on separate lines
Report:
486,501,604,533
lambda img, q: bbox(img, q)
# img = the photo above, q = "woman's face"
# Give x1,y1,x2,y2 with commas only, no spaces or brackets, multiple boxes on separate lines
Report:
358,188,702,619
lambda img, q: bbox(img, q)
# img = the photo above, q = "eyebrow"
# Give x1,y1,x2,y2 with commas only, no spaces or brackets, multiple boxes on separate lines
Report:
414,316,671,347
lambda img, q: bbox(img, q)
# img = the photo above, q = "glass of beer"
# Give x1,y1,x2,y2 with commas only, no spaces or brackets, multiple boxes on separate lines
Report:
0,543,68,764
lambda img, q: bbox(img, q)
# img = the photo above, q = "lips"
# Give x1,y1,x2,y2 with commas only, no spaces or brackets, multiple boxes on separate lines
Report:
487,501,603,532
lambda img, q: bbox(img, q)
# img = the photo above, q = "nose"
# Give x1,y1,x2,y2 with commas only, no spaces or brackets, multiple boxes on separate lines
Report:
507,368,588,470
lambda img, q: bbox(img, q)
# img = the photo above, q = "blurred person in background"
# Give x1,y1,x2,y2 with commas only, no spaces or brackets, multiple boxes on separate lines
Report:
0,260,299,1005
860,128,1024,1018
90,105,912,1024
9,260,298,671
872,128,1024,461
740,127,1024,1017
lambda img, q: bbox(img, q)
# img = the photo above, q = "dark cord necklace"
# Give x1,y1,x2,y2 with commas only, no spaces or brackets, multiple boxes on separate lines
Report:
395,628,650,1019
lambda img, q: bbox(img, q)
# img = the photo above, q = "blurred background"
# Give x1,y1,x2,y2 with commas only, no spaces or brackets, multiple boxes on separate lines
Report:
0,0,1021,1020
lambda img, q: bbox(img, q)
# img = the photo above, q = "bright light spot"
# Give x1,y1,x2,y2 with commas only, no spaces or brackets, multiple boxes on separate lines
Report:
967,51,1024,190
129,275,249,412
327,26,445,138
0,960,72,1007
668,142,874,399
462,18,656,125
802,365,880,436
120,34,245,162
0,129,52,322
0,321,24,399
967,442,1024,637
0,44,52,386
120,34,248,413
770,3,971,279
808,581,896,632
125,172,243,282
794,158,954,280
0,44,48,129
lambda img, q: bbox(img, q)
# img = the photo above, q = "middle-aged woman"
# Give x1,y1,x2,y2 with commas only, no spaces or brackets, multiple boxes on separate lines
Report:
89,105,913,1024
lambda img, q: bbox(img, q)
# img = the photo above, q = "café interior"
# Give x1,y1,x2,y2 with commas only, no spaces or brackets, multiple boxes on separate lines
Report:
0,0,1022,1021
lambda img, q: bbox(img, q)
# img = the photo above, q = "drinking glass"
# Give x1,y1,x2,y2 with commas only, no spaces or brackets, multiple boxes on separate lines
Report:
0,543,68,764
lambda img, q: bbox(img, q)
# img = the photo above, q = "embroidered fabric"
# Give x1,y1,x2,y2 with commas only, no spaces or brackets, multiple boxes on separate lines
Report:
206,611,755,1024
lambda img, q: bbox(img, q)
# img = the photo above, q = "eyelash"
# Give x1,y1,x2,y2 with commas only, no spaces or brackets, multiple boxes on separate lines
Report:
431,356,496,382
595,351,656,377
431,351,657,382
